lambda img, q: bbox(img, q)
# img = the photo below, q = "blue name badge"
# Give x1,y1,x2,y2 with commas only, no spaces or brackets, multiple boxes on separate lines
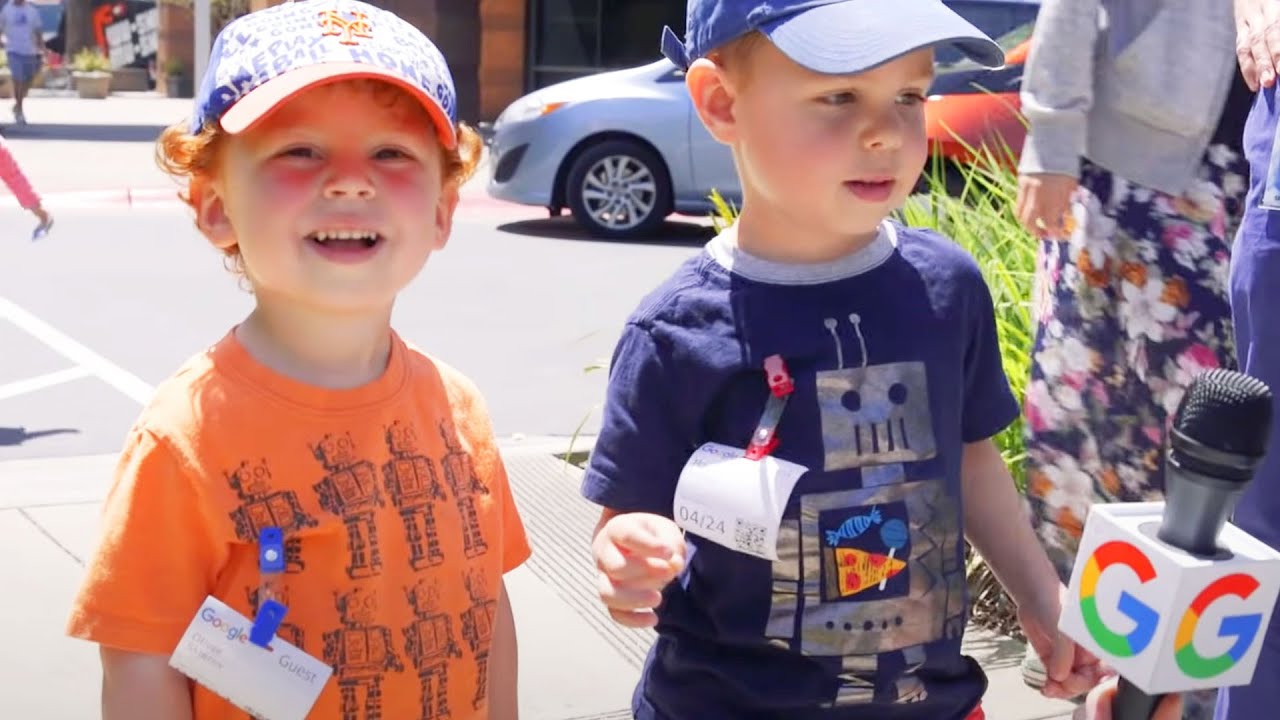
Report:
169,595,332,720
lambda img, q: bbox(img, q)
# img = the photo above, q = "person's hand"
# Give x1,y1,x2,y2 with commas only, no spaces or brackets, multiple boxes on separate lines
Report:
1078,677,1182,720
1018,584,1107,699
593,512,687,628
1015,173,1078,238
1236,0,1280,91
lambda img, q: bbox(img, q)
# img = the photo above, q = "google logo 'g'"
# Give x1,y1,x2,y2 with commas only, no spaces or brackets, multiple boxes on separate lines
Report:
1079,540,1265,679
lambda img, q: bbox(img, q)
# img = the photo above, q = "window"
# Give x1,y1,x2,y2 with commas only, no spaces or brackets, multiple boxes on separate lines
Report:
528,0,685,90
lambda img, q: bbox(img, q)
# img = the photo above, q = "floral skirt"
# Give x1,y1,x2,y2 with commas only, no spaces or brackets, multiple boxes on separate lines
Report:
1022,146,1247,719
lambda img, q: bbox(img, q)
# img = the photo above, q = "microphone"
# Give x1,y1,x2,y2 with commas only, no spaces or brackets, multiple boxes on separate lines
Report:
1057,369,1280,720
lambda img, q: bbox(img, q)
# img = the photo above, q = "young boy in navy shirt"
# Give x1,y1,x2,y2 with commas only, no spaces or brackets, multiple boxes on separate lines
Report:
582,1,1118,718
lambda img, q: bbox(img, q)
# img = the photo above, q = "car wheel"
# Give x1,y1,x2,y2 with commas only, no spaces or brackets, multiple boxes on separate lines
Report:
565,139,672,239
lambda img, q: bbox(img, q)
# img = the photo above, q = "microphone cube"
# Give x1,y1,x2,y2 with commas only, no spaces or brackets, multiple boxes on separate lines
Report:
1058,502,1280,694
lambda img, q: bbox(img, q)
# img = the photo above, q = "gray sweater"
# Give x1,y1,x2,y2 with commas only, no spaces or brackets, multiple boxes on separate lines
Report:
1018,0,1238,195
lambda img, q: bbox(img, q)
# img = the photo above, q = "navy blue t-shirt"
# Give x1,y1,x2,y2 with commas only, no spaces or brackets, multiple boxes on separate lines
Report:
582,222,1020,719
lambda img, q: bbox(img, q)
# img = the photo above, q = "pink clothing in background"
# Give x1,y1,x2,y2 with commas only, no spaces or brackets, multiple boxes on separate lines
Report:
0,135,40,210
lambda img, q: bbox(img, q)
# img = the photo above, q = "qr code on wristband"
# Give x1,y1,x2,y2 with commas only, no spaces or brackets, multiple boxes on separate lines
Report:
734,518,768,556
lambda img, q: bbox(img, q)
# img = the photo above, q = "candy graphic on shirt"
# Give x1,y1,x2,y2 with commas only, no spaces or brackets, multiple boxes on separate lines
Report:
402,578,463,720
439,420,490,559
324,588,405,720
382,420,449,570
312,432,386,579
247,584,305,650
460,568,498,710
765,477,966,706
225,458,319,572
816,314,936,471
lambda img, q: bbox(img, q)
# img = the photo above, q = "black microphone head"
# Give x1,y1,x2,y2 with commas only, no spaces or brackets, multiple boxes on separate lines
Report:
1171,369,1273,480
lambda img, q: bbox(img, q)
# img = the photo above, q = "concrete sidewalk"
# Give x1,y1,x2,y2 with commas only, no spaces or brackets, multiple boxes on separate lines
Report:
0,441,1077,720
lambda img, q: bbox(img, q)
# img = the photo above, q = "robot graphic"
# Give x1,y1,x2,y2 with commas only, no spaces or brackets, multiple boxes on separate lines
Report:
382,420,448,570
762,313,965,705
323,588,405,720
312,432,386,579
439,421,488,558
246,585,304,650
460,568,497,710
225,459,318,571
402,578,463,719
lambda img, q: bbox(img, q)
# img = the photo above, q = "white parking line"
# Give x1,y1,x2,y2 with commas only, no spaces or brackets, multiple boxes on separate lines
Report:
0,296,155,405
0,367,93,401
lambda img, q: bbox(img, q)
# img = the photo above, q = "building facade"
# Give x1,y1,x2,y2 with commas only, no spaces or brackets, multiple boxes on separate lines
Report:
159,0,684,121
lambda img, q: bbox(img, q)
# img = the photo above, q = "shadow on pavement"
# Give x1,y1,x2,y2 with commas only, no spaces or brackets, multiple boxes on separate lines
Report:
963,629,1027,673
1,123,167,143
497,216,714,248
0,426,80,447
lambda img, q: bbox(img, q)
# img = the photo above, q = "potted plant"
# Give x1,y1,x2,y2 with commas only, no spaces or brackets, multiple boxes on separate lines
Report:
161,57,189,98
0,53,12,100
70,47,113,100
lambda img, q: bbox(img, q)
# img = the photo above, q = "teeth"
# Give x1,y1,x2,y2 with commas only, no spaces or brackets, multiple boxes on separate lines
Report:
314,230,377,243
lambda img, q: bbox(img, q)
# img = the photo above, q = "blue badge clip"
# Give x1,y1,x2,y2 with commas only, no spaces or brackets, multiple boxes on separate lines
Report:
259,527,285,574
250,599,288,648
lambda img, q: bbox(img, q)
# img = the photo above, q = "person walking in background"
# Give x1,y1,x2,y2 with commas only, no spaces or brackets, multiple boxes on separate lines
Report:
1013,2,1253,717
0,0,43,126
0,132,51,237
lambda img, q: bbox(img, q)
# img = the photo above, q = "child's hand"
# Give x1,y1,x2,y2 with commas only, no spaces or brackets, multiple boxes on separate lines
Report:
1019,584,1106,699
1079,677,1181,720
593,512,687,628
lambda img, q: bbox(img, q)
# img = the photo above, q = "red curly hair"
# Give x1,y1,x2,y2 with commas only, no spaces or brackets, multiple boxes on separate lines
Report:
156,79,484,271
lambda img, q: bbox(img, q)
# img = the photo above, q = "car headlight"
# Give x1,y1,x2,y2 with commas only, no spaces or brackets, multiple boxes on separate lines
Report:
496,95,567,126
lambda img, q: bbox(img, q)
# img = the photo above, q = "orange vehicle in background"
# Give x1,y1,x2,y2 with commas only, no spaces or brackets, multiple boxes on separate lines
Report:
926,0,1039,172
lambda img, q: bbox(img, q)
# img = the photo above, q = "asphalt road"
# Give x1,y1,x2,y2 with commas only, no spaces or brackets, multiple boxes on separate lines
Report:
0,203,714,463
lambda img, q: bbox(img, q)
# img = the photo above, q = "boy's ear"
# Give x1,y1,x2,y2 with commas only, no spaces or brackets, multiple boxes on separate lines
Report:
686,58,738,145
432,181,460,250
193,178,237,251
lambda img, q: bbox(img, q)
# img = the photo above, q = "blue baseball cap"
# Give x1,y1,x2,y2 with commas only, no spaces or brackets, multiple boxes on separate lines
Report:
191,0,457,147
661,0,1004,75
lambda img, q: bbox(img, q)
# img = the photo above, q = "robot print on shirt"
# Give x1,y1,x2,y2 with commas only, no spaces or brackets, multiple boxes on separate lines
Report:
382,420,449,571
439,420,489,559
401,578,463,720
460,567,497,711
225,459,318,572
766,313,966,706
246,585,305,650
323,588,405,720
312,432,386,579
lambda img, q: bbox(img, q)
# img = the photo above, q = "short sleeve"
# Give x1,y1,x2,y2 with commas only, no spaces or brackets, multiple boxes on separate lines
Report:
581,323,693,516
66,427,221,655
453,379,531,574
961,274,1020,442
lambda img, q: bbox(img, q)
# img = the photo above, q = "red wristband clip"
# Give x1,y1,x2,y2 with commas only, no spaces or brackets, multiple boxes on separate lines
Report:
745,355,793,460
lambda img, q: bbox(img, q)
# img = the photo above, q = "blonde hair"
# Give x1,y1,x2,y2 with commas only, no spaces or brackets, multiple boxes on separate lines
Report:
707,31,767,80
156,78,483,272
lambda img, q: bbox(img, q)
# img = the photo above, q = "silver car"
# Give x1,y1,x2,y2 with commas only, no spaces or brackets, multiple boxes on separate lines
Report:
486,60,739,239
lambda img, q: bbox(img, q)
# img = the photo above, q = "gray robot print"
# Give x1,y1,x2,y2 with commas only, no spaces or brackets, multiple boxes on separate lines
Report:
816,313,936,471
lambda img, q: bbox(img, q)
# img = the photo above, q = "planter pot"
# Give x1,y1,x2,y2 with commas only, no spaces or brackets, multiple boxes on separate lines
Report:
73,71,112,99
0,71,12,99
163,72,192,99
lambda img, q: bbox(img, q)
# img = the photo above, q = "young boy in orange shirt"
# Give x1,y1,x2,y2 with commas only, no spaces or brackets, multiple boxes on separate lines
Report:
65,2,529,718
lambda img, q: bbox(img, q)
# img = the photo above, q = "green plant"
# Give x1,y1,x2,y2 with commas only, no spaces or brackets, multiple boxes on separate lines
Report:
162,57,185,77
70,48,112,74
708,145,1037,639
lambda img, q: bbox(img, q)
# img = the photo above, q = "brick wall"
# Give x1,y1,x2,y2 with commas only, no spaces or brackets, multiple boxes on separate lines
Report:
159,0,530,120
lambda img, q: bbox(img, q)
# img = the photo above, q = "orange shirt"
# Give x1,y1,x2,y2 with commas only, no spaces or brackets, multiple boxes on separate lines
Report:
67,330,530,719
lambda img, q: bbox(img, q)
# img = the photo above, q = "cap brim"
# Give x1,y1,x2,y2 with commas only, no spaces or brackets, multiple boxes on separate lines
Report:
760,0,1004,75
218,62,457,148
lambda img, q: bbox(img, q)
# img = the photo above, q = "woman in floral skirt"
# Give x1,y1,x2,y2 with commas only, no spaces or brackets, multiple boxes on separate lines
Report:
1013,2,1252,717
